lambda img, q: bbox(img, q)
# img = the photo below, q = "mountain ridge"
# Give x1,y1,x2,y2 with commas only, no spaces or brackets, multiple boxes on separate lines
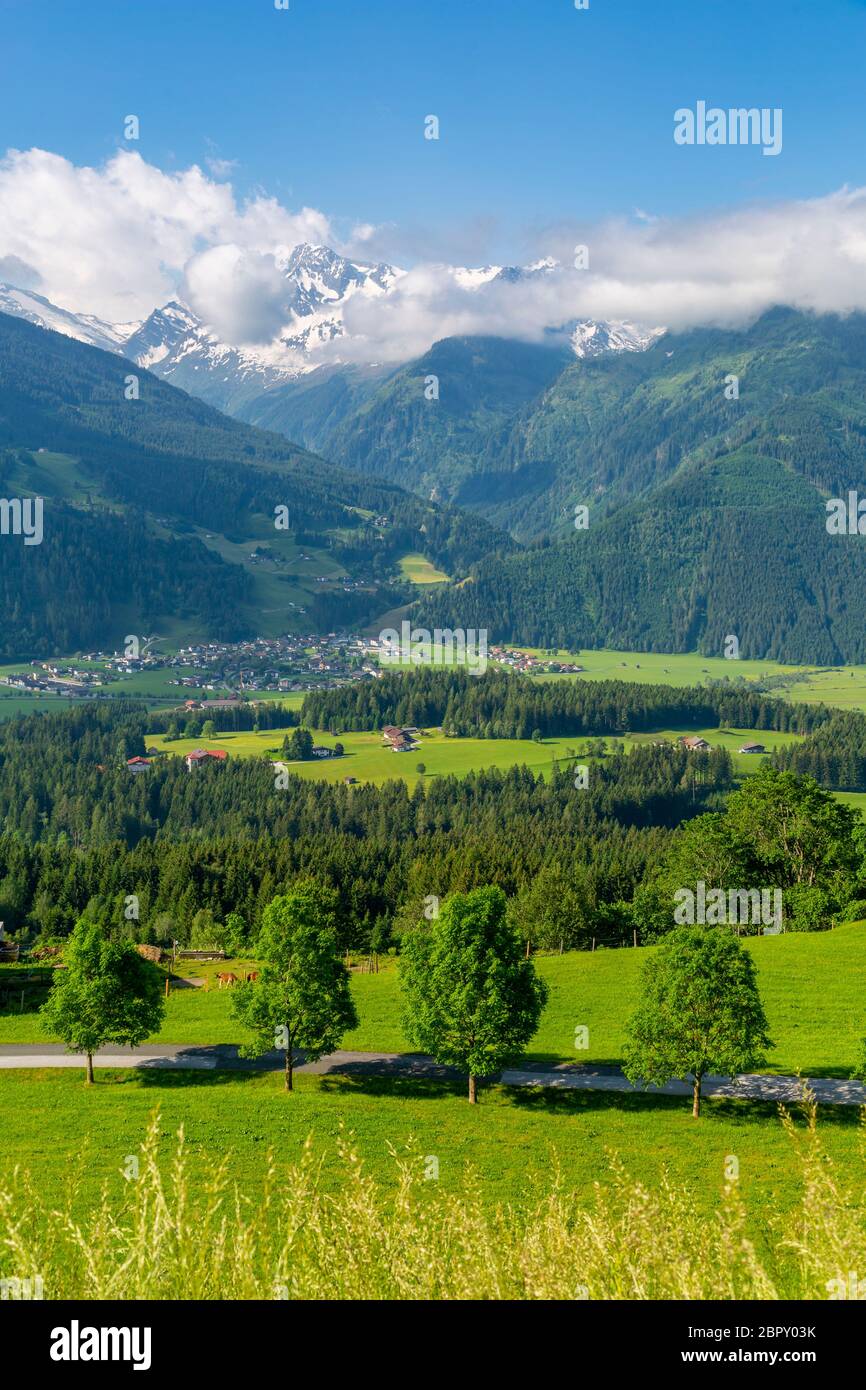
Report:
0,242,663,418
0,311,511,655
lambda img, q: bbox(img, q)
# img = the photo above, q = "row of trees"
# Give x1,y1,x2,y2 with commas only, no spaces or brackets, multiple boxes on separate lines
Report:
42,881,782,1116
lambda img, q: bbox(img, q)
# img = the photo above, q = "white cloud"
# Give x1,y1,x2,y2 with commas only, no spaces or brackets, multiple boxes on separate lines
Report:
184,244,286,345
333,185,866,361
205,155,239,179
3,147,866,362
0,146,333,321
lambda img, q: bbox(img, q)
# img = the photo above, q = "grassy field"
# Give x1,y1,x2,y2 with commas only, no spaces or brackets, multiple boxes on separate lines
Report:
0,693,80,719
524,644,866,714
2,929,864,1278
145,723,804,787
529,647,805,686
0,1067,859,1256
398,552,449,584
4,924,863,1077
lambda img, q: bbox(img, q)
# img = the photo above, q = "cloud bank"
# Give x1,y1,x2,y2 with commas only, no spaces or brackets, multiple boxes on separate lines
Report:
0,147,331,325
3,147,866,359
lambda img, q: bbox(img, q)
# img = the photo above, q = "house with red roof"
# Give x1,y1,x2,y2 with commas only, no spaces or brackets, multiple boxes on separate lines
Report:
126,756,152,774
184,749,229,771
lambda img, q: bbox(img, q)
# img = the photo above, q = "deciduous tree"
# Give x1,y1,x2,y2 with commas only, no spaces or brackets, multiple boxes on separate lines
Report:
40,919,164,1084
231,883,358,1091
623,926,772,1116
401,885,548,1103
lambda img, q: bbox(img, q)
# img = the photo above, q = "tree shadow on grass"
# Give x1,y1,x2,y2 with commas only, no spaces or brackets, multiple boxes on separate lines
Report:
130,1066,467,1104
134,1067,271,1090
316,1072,466,1103
522,1056,861,1078
506,1083,863,1129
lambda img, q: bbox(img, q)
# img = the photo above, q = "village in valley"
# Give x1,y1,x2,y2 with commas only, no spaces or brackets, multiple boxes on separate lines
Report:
0,635,593,704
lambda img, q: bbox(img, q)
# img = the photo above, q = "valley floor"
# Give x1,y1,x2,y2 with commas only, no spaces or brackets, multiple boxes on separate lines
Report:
145,722,804,787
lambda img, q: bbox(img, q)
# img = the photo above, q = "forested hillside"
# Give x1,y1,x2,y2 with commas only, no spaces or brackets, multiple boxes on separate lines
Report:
0,700,862,950
305,336,573,499
0,701,730,946
231,309,866,664
279,308,866,538
0,314,511,654
416,487,866,662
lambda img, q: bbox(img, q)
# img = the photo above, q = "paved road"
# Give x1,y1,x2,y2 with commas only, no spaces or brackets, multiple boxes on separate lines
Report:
1,1044,863,1105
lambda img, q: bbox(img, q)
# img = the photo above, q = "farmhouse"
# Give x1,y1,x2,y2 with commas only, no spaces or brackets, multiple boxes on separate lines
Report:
184,749,228,770
680,736,711,751
126,756,152,774
182,696,242,711
382,725,420,750
310,745,339,759
739,742,766,754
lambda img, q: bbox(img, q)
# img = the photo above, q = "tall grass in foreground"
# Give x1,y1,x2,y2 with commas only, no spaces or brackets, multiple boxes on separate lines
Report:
2,1103,865,1300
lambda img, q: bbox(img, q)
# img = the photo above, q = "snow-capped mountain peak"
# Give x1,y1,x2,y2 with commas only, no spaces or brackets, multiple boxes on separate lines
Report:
0,247,665,412
275,242,400,316
0,283,140,354
567,318,665,358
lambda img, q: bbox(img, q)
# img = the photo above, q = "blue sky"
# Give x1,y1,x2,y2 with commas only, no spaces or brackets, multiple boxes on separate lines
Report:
2,0,865,263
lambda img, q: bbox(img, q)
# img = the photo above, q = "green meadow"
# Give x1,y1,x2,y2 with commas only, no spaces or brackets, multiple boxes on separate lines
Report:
2,927,863,1273
528,646,804,686
145,723,803,787
398,552,450,584
522,644,866,716
1,1067,858,1255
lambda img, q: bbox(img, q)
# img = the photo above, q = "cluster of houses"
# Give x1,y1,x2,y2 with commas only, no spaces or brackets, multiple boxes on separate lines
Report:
2,660,109,697
168,634,381,693
382,725,421,753
488,646,584,675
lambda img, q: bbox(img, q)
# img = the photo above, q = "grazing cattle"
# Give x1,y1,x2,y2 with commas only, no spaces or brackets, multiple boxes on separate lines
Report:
216,972,238,989
245,971,259,983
